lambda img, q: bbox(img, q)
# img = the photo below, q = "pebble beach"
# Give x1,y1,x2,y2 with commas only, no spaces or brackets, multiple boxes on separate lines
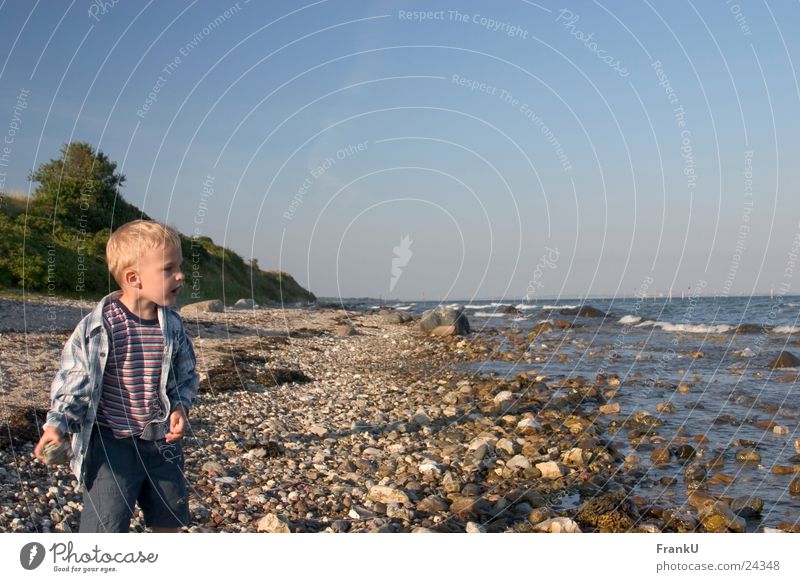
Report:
1,293,799,533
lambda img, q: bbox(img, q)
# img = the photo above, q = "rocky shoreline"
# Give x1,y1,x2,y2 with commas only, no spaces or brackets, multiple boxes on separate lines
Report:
1,294,798,533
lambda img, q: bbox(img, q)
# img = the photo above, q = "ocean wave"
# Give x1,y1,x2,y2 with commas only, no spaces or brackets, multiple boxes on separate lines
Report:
473,312,507,318
515,304,538,310
542,304,580,310
773,326,800,334
463,305,488,310
391,304,416,311
618,315,643,325
488,302,512,308
635,320,734,333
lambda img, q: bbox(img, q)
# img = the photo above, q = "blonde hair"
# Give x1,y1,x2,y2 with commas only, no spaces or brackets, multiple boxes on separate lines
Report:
106,220,181,285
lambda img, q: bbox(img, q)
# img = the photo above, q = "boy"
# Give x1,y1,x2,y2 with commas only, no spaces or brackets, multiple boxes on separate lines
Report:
34,219,199,533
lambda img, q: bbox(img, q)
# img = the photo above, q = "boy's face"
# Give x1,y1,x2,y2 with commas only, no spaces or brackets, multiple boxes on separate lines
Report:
132,242,185,308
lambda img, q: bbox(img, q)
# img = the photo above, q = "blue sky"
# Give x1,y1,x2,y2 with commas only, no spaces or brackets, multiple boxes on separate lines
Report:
1,0,799,300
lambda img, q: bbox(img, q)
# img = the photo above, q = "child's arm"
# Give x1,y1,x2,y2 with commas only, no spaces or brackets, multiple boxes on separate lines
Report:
35,324,92,463
167,318,199,422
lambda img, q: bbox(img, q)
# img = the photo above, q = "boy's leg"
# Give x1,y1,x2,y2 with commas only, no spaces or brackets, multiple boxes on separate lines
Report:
79,426,145,533
137,437,189,531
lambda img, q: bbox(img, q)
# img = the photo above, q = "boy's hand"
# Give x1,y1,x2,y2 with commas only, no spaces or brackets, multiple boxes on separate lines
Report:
165,405,189,443
34,426,65,464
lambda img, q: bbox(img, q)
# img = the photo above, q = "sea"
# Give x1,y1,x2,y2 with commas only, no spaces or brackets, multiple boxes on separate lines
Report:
337,294,800,528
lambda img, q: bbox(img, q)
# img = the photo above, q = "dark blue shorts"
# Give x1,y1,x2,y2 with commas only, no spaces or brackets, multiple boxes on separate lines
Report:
79,424,189,533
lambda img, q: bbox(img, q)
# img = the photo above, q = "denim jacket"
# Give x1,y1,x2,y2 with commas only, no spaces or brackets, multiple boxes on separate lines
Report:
44,290,199,489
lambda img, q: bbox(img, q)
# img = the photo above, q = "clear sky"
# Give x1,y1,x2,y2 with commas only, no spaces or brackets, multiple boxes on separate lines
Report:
1,0,799,301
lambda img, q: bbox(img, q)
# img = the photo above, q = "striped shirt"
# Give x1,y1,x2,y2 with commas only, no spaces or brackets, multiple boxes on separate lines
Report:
96,299,166,438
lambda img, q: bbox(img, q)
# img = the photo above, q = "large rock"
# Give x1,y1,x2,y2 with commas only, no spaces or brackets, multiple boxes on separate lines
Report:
180,299,223,314
430,325,457,337
730,496,763,518
419,306,470,335
768,351,800,369
233,298,256,309
698,501,746,532
379,309,412,324
257,513,292,533
575,491,639,532
559,305,607,318
367,485,410,505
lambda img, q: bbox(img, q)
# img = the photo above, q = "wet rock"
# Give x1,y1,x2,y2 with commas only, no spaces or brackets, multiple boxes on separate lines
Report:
790,477,800,496
650,447,671,465
662,508,698,532
730,496,763,519
575,491,638,532
656,401,677,414
599,403,620,415
698,501,746,533
466,521,486,533
684,462,707,489
559,305,606,318
674,445,696,461
233,299,256,309
768,351,800,369
735,448,761,464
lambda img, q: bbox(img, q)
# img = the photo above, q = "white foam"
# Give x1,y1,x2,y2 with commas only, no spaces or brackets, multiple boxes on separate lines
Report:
512,317,527,322
636,320,734,334
392,304,415,311
619,315,643,325
474,312,506,318
773,326,800,334
463,305,487,310
488,302,512,308
515,304,538,310
737,348,756,357
542,304,580,310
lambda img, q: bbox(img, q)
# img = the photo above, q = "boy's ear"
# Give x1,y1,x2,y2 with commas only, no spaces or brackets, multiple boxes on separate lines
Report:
123,268,141,289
